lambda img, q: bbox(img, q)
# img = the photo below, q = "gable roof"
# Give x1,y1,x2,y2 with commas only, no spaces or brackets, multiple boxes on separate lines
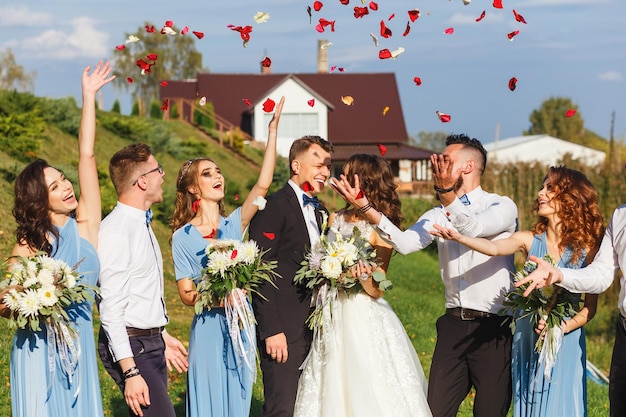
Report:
162,72,409,145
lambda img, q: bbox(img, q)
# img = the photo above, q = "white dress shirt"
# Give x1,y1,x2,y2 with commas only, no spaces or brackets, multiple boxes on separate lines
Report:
288,179,321,246
97,202,168,361
559,204,626,317
376,186,518,313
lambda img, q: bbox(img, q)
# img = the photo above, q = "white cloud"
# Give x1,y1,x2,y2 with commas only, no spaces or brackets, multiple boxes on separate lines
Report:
0,6,52,26
19,17,110,60
598,71,623,81
523,0,607,6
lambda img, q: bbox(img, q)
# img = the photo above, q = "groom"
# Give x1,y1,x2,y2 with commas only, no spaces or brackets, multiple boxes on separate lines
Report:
250,135,333,417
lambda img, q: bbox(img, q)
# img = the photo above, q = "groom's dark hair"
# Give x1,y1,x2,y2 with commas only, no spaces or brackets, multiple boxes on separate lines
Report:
288,135,334,176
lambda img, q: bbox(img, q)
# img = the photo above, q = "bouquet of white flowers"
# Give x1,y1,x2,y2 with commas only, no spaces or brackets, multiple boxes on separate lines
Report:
196,239,279,372
0,253,97,381
499,254,580,379
294,213,392,330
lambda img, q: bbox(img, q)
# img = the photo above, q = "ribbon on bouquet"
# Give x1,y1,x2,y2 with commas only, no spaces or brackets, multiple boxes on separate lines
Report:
537,316,564,381
46,320,81,398
224,288,257,380
300,283,337,372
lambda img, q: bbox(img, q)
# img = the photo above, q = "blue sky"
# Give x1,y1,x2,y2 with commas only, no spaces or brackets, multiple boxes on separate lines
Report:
2,0,624,145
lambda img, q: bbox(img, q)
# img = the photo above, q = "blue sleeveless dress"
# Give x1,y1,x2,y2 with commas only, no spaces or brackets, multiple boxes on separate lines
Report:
512,233,587,417
171,207,255,417
10,217,103,417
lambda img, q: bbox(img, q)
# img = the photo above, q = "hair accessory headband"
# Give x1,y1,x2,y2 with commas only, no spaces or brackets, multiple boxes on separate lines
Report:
177,159,196,186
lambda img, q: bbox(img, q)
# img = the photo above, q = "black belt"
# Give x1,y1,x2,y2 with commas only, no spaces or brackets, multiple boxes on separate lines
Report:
126,326,164,338
446,307,493,321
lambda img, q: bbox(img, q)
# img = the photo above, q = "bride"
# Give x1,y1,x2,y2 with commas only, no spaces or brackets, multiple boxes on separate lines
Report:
293,154,432,417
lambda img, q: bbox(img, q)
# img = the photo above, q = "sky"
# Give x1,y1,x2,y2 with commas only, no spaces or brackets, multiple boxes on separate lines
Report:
1,0,625,145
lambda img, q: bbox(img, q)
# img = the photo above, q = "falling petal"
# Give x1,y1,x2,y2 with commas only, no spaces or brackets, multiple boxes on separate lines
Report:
436,110,451,123
354,7,369,18
339,0,349,4
476,10,486,22
380,20,392,38
146,53,158,61
338,67,345,72
316,18,336,32
115,45,125,50
181,26,189,35
126,77,134,84
413,77,422,86
508,77,517,91
356,190,366,199
165,20,174,28
493,0,503,8
320,40,333,49
408,9,420,22
243,98,252,107
330,65,337,73
161,99,169,111
566,109,577,118
377,144,387,156
341,95,355,106
513,9,527,24
314,1,323,11
261,56,272,67
390,47,405,59
307,6,313,23
254,11,271,24
444,27,454,35
388,13,395,20
204,229,216,239
146,25,155,33
263,232,276,240
160,81,169,87
369,1,378,11
193,31,205,39
507,30,520,40
307,99,315,107
199,97,207,106
378,49,392,59
382,106,390,116
370,33,379,46
235,194,240,201
463,0,471,4
302,181,314,192
263,98,276,112
403,21,411,37
126,35,140,43
161,26,177,35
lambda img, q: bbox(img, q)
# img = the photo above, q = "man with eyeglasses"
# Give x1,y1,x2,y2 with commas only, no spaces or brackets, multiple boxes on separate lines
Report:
97,143,188,417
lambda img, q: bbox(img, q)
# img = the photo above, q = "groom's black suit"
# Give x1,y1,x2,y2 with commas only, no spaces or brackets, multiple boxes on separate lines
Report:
250,183,323,417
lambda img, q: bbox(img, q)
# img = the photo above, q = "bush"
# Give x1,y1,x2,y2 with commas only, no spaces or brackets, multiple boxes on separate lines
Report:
111,99,121,114
131,100,140,116
39,96,81,136
149,100,162,119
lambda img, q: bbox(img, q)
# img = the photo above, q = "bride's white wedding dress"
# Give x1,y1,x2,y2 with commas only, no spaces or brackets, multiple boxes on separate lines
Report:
293,214,432,417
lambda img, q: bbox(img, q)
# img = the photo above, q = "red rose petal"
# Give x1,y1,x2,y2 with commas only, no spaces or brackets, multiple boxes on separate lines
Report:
444,27,454,35
204,229,216,239
403,21,411,37
330,65,337,73
192,31,204,39
388,13,395,21
354,7,369,18
513,9,527,24
314,1,323,11
380,20,392,38
115,45,125,50
263,232,276,240
317,18,335,32
136,59,150,70
379,49,392,59
165,20,174,28
160,81,169,87
566,109,577,118
146,25,155,33
413,76,422,86
339,0,349,4
408,9,420,22
508,77,517,91
338,67,345,72
493,0,503,9
126,77,133,84
181,26,189,35
307,99,315,107
161,99,169,111
507,30,520,40
356,190,365,199
230,249,238,260
476,10,486,22
261,56,272,67
235,194,239,201
146,53,158,61
377,144,387,156
263,98,276,113
302,182,314,192
436,110,451,123
243,98,252,107
369,1,378,11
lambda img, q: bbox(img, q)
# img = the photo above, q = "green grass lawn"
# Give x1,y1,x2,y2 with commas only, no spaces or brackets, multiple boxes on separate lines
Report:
0,248,611,416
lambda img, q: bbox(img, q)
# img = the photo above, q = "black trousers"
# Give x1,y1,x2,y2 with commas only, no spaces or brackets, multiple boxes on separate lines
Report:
258,332,311,417
98,327,175,417
427,313,513,417
610,317,626,416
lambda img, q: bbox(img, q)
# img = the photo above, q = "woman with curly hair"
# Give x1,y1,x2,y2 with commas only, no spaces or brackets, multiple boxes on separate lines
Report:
293,154,432,417
5,62,114,417
431,165,604,417
170,97,283,417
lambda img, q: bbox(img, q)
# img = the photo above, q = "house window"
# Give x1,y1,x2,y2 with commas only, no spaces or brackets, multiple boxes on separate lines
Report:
264,113,319,138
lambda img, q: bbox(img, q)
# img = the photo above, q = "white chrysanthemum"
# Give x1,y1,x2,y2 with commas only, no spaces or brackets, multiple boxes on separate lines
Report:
332,240,358,266
18,289,42,317
210,239,238,254
65,273,77,288
9,262,26,284
238,241,259,264
25,260,38,277
37,268,55,286
39,255,58,271
320,257,342,280
2,289,20,312
207,251,231,276
540,285,556,299
37,285,59,307
22,277,39,289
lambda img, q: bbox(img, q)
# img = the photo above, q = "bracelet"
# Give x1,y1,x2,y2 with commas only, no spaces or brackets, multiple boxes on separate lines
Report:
123,366,138,377
433,185,455,194
124,369,141,380
356,202,373,215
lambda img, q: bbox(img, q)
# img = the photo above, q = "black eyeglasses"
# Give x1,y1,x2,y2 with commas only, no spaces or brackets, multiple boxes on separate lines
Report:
132,164,164,186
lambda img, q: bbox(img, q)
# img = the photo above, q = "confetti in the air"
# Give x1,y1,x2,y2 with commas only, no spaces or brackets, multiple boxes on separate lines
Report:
493,0,503,9
413,77,422,86
507,30,520,40
199,97,207,106
261,57,272,67
512,9,527,24
382,106,390,116
444,27,455,35
476,11,486,22
508,77,517,91
253,12,271,24
436,110,451,123
408,9,420,22
126,35,140,43
341,96,355,106
263,98,276,112
566,109,577,118
307,99,315,107
377,144,387,156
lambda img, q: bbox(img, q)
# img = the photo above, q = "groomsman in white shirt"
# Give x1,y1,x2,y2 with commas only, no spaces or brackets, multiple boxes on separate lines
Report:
332,134,518,417
97,143,188,417
519,203,626,415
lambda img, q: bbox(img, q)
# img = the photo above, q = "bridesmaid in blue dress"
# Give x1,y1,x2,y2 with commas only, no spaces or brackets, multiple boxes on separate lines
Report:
170,97,283,417
2,62,114,417
431,166,604,417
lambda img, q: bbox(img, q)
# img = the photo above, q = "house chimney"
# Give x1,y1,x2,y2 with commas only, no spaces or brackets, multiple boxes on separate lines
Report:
317,39,328,73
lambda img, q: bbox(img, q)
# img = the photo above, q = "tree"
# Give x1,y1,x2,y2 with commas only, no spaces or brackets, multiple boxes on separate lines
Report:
112,22,204,116
131,99,140,116
111,99,121,114
524,97,584,142
0,48,36,92
410,131,448,152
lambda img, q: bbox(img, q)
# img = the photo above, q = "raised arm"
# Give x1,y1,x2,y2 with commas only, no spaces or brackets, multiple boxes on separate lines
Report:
240,96,285,230
430,225,532,256
76,61,115,246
